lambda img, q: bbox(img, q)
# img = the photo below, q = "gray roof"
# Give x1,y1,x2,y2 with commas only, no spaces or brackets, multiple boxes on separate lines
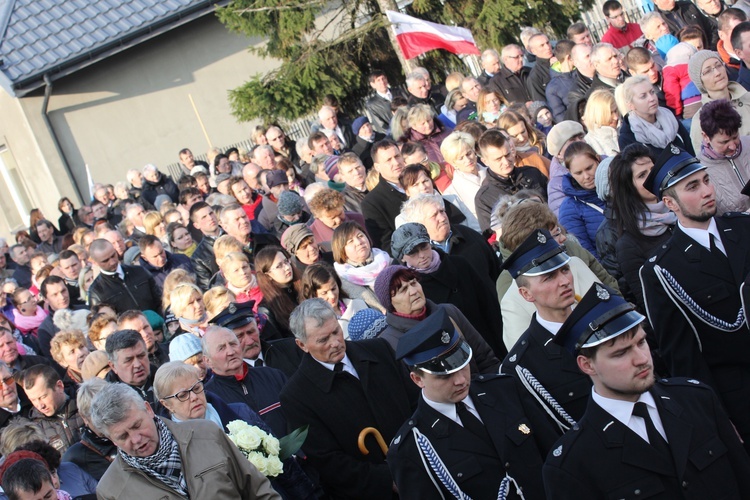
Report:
0,0,226,97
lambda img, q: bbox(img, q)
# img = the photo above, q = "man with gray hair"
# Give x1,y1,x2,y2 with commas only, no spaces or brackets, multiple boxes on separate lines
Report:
405,70,441,113
203,325,289,438
0,360,30,436
568,42,626,122
488,44,532,104
478,48,501,86
90,382,280,499
104,329,158,404
141,163,180,206
252,144,277,170
279,298,418,499
125,202,147,242
318,105,355,149
219,204,279,265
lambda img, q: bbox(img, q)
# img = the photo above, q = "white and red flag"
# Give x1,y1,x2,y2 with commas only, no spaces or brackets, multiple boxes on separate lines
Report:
386,11,481,60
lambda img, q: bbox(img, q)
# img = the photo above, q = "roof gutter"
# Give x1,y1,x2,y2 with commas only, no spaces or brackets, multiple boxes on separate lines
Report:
42,74,84,204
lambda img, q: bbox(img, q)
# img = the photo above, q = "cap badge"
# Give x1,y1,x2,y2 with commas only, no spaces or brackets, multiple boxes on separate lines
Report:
518,423,531,435
509,354,517,363
441,331,451,344
670,144,679,155
596,284,610,301
228,303,237,314
553,445,563,457
537,231,546,244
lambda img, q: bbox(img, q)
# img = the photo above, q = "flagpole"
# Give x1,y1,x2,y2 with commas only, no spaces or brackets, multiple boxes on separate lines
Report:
377,0,414,75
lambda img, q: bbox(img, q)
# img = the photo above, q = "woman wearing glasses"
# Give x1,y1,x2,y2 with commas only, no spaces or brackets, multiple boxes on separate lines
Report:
154,362,316,499
255,246,302,340
617,75,693,158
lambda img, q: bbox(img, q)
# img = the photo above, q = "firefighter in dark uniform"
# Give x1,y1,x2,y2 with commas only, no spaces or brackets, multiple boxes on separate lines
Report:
543,282,750,499
640,144,750,453
500,228,592,435
387,308,558,500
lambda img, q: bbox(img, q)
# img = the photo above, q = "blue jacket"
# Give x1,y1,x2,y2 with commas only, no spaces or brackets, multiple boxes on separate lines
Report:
138,250,193,293
558,174,606,259
545,70,575,123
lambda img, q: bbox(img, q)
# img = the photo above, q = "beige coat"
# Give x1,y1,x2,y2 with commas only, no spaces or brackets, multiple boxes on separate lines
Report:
96,418,280,500
690,82,750,154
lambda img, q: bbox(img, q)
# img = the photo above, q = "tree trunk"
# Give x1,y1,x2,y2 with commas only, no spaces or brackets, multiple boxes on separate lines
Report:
375,0,415,75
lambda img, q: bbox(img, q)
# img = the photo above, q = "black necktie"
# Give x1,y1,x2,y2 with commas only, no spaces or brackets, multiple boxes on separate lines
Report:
456,402,491,441
334,362,345,373
254,358,264,367
632,402,671,458
709,233,729,263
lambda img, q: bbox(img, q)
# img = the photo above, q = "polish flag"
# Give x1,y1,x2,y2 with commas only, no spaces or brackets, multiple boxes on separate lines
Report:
386,11,481,60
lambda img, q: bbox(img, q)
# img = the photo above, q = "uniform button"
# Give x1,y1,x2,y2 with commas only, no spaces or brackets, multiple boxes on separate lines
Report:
408,420,413,425
452,288,458,293
740,102,744,107
457,473,463,478
707,295,712,300
682,481,688,488
505,462,510,469
708,450,713,456
634,489,641,495
568,392,574,397
521,340,527,346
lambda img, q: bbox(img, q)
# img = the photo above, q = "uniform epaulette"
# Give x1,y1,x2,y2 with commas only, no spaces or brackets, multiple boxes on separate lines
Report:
658,377,710,390
644,240,672,265
720,211,750,218
390,417,418,449
473,373,508,384
545,423,582,464
502,336,532,369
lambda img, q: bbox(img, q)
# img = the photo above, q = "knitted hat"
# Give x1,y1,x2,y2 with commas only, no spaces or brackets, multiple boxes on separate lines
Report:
688,50,721,94
390,223,430,262
527,101,551,122
266,169,289,188
154,194,173,211
348,308,388,341
323,155,340,179
351,116,370,136
143,309,165,331
547,121,585,157
81,350,110,381
277,190,303,216
169,332,203,362
374,265,407,312
280,224,315,255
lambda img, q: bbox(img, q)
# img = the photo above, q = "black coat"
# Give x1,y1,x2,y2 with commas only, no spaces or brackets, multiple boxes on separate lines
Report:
205,365,288,439
618,113,695,157
58,211,77,234
418,249,506,358
141,173,180,205
365,92,401,135
641,214,750,451
445,224,502,282
351,133,385,169
361,175,407,254
342,185,367,214
616,227,672,314
262,337,306,378
487,66,532,104
138,251,194,294
501,315,592,435
526,57,552,102
543,379,750,499
88,264,161,314
658,2,717,49
388,374,559,500
279,339,419,500
475,167,548,234
190,233,221,291
61,427,117,481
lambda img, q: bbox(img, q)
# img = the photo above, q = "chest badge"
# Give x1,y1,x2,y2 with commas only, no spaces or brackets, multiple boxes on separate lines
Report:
553,445,563,457
518,423,531,435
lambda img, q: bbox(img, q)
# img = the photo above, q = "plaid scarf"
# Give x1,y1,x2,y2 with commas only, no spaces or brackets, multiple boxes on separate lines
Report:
120,417,189,498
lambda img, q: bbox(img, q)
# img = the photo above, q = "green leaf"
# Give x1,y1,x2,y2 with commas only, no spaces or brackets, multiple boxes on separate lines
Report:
279,425,309,460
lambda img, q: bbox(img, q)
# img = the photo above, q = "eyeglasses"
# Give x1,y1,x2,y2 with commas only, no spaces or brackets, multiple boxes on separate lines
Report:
701,62,724,77
271,259,292,271
163,380,203,402
0,375,14,386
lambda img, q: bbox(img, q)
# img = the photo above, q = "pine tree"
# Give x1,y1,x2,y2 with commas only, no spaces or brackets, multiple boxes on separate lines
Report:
218,0,592,123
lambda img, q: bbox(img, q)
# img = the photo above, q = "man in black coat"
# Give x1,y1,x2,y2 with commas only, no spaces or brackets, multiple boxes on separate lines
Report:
655,0,718,48
87,239,161,314
138,236,193,294
543,283,750,499
475,130,548,234
388,309,558,500
641,145,750,452
500,229,592,434
188,202,224,291
567,43,626,122
104,330,158,405
0,361,31,436
526,33,554,102
361,140,408,254
280,299,419,500
364,71,402,135
350,117,385,170
488,44,532,104
141,164,179,206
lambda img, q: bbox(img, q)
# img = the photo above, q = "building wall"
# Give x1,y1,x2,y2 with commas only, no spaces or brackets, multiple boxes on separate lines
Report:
0,13,278,239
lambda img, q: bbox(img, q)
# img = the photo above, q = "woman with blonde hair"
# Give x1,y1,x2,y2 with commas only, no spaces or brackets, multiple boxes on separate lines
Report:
219,252,263,308
50,329,90,385
617,74,693,156
583,89,621,156
476,89,507,127
498,109,550,177
143,211,169,250
406,104,451,163
440,131,485,232
170,283,208,336
203,286,236,320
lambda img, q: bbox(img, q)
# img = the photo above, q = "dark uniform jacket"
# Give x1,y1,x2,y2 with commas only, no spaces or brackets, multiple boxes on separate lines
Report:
205,364,288,439
279,339,419,500
488,66,532,104
388,374,559,500
475,167,548,234
543,379,750,499
640,214,750,451
501,315,592,435
361,175,407,254
88,264,161,314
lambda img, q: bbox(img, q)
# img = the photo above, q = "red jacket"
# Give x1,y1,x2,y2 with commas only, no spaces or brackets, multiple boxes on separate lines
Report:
601,23,642,49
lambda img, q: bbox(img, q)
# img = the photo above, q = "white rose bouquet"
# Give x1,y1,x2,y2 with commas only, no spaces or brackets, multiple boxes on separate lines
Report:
226,420,285,477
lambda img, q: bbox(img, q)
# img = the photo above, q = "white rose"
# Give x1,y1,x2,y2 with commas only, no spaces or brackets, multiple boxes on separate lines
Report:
248,451,269,475
226,420,245,435
265,456,284,477
237,429,262,450
263,435,280,456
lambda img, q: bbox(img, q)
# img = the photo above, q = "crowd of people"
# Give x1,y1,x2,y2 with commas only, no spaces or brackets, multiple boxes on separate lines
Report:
0,0,750,497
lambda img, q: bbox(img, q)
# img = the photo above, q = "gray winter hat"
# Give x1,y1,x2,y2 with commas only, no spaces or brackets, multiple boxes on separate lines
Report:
688,50,721,94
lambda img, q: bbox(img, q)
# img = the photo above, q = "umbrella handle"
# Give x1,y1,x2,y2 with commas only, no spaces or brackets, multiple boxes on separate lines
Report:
358,426,388,455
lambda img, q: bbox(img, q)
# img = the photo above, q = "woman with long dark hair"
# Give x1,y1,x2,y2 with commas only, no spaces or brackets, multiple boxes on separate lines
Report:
609,143,676,312
255,246,302,338
300,262,368,336
57,198,77,234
